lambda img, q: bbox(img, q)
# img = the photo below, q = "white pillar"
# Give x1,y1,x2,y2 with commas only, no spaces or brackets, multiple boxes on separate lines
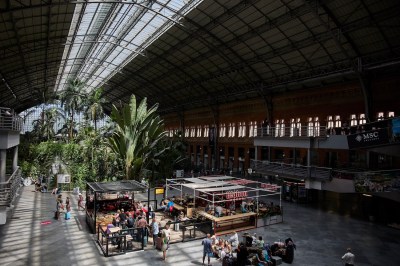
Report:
12,146,18,172
0,150,6,183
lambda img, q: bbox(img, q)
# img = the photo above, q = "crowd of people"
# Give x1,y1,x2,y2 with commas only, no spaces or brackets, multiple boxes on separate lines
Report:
201,231,297,266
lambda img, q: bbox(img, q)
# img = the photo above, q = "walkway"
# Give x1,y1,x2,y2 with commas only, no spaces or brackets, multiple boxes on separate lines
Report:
0,186,399,266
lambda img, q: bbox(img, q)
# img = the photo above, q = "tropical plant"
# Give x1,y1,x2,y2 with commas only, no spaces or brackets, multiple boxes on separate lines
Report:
84,87,106,131
108,95,167,181
59,79,87,141
30,106,66,142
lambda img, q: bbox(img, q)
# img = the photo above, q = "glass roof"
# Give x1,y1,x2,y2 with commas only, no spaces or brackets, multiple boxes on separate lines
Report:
55,0,203,92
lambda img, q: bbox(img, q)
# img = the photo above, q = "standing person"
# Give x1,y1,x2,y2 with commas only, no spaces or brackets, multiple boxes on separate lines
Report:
78,193,85,211
65,200,71,220
342,248,355,266
150,217,160,247
202,233,213,266
55,198,63,221
136,215,148,243
161,222,171,260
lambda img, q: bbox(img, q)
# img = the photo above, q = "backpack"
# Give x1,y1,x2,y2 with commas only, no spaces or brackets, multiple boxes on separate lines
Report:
127,217,134,227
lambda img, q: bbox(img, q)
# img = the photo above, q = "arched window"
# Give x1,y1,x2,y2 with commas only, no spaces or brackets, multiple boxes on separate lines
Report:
219,123,225,137
334,115,341,128
275,119,280,137
290,118,296,137
204,125,209,137
249,122,254,137
296,118,301,136
280,119,285,137
350,114,358,126
327,115,334,129
359,114,366,124
197,126,202,137
307,117,313,137
377,112,384,121
314,117,320,136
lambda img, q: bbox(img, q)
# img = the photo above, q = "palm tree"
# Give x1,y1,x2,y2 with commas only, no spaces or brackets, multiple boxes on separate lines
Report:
59,79,87,141
84,87,106,132
108,95,167,181
31,106,65,141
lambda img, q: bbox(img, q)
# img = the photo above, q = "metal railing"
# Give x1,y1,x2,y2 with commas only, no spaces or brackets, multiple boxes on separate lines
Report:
0,167,22,206
252,160,332,181
0,107,23,131
256,125,327,138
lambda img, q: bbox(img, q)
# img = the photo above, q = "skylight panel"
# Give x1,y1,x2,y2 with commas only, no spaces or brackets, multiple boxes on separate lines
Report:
56,0,204,92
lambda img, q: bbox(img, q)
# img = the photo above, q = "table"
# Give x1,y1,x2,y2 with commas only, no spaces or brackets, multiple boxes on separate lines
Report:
108,227,120,234
182,225,196,241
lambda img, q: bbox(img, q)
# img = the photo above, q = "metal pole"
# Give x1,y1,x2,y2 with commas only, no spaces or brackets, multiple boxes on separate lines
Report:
193,188,196,208
165,178,168,198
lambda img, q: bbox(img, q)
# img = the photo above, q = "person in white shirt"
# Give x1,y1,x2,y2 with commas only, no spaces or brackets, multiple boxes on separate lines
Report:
215,205,223,217
342,247,355,266
228,231,239,249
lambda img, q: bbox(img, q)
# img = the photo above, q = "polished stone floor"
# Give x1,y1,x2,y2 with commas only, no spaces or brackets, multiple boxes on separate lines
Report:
0,186,399,266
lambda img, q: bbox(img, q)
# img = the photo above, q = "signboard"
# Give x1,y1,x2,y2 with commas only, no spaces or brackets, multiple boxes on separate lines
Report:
57,174,71,184
175,170,184,178
155,188,165,195
225,190,248,200
347,128,389,149
260,183,280,191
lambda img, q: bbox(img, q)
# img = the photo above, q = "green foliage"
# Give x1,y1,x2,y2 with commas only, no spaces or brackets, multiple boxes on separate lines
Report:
108,95,167,181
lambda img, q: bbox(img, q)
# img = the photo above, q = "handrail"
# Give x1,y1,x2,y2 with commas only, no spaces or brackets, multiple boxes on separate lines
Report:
256,125,327,137
0,167,22,206
0,107,23,131
251,160,332,181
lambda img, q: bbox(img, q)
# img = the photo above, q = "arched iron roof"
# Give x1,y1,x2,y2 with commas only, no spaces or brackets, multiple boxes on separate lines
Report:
0,0,399,114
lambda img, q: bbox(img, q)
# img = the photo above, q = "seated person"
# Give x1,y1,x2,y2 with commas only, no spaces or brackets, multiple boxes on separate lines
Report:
255,236,265,249
212,238,223,257
166,199,174,212
220,240,232,259
255,248,272,266
215,205,223,217
228,231,239,249
106,223,116,234
241,201,248,213
159,200,167,211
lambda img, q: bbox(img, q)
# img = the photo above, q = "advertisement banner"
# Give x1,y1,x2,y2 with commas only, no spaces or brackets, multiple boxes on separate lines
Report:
347,128,389,149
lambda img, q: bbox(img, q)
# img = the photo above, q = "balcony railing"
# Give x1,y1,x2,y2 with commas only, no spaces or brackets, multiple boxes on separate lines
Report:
0,107,23,131
0,167,22,207
256,125,327,138
251,160,332,181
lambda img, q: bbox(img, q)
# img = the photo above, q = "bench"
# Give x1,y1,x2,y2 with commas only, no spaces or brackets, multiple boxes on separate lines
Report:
271,256,282,265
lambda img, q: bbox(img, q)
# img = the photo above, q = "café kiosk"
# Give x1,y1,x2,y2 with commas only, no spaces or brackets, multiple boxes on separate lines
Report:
85,180,148,234
165,176,282,235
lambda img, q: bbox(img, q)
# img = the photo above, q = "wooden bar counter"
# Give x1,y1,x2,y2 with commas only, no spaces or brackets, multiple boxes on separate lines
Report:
198,211,257,235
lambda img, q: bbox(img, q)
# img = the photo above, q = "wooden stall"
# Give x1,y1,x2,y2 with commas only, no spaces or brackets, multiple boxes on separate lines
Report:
86,180,148,233
165,175,282,235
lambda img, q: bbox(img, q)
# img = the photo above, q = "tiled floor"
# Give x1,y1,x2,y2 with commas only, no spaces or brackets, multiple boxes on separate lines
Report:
0,186,399,266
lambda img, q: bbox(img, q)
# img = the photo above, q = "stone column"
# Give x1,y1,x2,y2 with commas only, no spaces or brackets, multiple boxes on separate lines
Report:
13,146,18,172
0,150,6,183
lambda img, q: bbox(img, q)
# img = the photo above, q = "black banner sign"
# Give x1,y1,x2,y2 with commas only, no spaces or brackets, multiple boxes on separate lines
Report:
347,128,389,149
